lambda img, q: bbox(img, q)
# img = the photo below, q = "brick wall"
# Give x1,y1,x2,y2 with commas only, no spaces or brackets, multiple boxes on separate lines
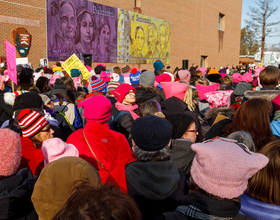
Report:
0,0,242,70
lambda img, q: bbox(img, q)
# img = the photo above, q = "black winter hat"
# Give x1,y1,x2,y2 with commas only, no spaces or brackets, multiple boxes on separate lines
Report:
51,79,67,95
94,65,106,75
14,92,43,110
165,113,194,139
131,115,173,151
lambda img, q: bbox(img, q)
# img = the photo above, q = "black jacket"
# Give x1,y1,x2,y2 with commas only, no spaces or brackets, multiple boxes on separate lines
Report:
0,168,38,220
135,87,163,106
126,160,188,220
0,90,13,122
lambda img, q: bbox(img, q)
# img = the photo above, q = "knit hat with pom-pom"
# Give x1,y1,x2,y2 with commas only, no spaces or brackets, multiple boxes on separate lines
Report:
130,68,141,84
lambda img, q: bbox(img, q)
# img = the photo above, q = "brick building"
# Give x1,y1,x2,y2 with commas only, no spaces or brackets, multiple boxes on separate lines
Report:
0,0,242,70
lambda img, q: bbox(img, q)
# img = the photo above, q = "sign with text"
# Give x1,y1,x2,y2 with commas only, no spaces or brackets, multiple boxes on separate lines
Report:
4,39,17,85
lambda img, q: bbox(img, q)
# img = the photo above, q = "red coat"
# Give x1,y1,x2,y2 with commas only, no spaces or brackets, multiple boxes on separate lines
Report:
19,136,44,176
67,121,135,191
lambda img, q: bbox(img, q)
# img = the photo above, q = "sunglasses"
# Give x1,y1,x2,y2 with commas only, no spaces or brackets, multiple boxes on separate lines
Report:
40,125,51,133
203,137,252,155
187,128,197,133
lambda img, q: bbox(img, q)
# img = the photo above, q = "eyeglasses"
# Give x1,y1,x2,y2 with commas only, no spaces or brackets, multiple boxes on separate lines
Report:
126,90,135,96
203,137,252,155
187,128,197,133
40,126,51,133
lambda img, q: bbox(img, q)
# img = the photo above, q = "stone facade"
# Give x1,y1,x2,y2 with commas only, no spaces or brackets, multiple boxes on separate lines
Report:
0,0,242,70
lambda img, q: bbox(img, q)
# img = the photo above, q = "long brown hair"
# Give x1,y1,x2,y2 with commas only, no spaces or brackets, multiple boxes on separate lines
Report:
137,84,159,94
223,98,273,151
247,139,280,205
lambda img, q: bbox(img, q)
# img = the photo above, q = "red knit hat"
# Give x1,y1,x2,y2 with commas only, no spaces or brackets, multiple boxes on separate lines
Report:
111,84,136,103
0,128,21,176
18,109,49,137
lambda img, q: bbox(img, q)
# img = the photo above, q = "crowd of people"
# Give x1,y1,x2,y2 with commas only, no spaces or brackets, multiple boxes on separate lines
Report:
0,59,279,220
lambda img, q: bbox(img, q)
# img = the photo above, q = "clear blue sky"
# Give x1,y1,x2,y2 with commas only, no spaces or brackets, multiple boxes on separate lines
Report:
241,0,280,46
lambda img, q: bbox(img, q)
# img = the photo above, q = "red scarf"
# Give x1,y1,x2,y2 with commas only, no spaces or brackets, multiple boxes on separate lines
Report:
115,102,139,120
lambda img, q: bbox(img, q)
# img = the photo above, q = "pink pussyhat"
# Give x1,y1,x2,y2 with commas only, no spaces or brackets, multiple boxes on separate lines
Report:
220,72,226,78
232,73,242,83
196,67,207,75
241,72,252,82
78,95,112,122
50,74,61,86
205,90,233,108
196,83,219,100
41,138,79,165
254,66,265,78
100,71,111,83
191,138,269,199
161,82,189,100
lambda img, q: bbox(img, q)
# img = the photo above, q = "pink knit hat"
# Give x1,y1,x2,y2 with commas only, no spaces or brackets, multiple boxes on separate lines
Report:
196,67,207,75
254,66,265,78
232,73,242,83
111,84,136,103
220,72,226,78
0,128,21,176
178,70,191,82
100,71,111,82
205,90,233,109
161,82,189,100
155,74,171,83
50,74,61,86
78,95,112,122
196,83,219,100
41,138,79,165
191,137,269,199
241,72,252,82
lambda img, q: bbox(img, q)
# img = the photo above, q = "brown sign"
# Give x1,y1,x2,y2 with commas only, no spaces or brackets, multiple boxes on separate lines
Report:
12,27,32,57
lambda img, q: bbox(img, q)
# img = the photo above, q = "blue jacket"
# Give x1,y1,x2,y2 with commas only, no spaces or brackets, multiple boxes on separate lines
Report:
240,193,280,220
271,120,280,137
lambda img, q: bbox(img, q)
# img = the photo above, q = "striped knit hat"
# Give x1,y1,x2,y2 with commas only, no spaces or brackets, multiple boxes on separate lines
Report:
107,82,120,93
18,109,49,138
91,76,107,93
122,65,130,73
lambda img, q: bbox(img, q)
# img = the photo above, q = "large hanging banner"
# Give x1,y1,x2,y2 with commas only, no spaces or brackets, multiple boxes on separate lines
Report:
47,0,170,64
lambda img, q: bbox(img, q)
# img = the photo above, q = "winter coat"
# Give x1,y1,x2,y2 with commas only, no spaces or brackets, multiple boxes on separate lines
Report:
16,83,40,92
240,193,280,220
156,193,254,220
170,139,196,179
0,168,38,220
53,100,82,130
135,87,163,106
19,136,44,176
204,118,232,140
67,121,135,190
0,90,14,122
126,160,188,220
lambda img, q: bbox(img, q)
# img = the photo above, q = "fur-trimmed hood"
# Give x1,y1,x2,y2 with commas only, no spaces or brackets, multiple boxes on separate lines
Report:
244,90,280,101
204,106,235,121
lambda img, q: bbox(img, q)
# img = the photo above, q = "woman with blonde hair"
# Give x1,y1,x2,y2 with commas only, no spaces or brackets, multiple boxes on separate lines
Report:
183,86,196,111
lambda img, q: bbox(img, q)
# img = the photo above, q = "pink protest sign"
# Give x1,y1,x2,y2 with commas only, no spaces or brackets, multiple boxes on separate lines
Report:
4,39,17,85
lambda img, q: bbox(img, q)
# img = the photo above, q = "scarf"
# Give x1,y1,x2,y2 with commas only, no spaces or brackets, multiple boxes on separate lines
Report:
115,102,139,120
176,193,240,220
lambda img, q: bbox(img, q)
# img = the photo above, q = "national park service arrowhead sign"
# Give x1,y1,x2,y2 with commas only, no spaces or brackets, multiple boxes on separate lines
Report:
12,27,32,57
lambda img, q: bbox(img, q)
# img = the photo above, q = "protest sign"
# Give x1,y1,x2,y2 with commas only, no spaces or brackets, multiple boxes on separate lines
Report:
62,54,90,81
4,39,17,85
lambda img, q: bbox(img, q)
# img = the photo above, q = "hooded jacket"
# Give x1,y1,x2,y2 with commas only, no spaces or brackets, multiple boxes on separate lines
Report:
0,168,37,220
126,160,188,220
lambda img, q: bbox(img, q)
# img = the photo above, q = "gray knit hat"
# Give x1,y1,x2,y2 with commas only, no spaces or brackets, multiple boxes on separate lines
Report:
140,71,155,88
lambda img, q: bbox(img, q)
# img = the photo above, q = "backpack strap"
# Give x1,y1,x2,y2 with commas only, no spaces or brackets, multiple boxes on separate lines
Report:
115,110,131,122
162,212,188,220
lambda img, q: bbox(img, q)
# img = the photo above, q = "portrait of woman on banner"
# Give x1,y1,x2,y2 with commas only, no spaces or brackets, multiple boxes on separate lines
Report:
118,9,131,63
131,25,146,64
158,21,170,64
75,7,96,55
95,17,112,63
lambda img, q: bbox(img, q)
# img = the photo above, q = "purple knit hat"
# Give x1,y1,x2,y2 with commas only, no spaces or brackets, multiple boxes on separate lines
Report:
191,137,269,199
78,95,111,122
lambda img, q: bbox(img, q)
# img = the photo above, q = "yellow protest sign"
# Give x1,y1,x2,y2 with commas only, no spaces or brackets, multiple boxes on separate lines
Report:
62,54,90,81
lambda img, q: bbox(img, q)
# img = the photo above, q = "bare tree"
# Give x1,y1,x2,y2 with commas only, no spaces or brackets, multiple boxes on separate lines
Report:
245,0,280,63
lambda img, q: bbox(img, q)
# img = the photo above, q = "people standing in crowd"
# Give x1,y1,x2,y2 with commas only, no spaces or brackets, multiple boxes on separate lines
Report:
127,115,188,220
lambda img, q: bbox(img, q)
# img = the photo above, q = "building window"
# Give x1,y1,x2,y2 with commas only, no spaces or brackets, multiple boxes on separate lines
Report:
219,13,225,30
200,56,208,67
